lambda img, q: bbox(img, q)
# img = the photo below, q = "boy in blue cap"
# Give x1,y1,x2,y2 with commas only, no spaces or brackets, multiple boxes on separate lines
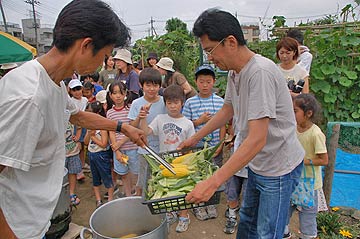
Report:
183,64,225,220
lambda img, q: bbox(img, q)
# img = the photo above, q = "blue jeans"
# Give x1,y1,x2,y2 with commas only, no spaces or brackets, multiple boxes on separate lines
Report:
236,162,303,239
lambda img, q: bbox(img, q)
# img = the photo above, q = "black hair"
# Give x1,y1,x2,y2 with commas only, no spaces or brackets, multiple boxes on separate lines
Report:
63,78,72,86
83,81,94,90
52,0,130,55
163,84,185,104
86,101,106,117
89,72,100,82
104,55,114,70
107,81,130,109
139,67,162,86
193,8,246,46
286,29,304,45
195,70,215,80
293,93,322,123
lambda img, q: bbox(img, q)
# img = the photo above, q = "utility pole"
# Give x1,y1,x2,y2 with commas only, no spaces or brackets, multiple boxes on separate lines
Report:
0,0,8,32
25,0,40,53
149,17,157,37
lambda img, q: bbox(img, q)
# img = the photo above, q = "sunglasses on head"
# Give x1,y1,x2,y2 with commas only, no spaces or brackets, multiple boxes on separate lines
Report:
71,86,82,91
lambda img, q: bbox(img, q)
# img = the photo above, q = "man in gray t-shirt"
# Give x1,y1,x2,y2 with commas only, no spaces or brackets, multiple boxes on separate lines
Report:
180,9,304,238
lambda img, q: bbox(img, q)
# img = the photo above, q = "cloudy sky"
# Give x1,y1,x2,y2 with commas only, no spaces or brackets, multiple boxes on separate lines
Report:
1,0,355,42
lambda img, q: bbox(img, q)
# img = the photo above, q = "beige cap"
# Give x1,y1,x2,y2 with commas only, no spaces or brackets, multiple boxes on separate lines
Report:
156,57,175,72
1,63,18,70
113,49,132,64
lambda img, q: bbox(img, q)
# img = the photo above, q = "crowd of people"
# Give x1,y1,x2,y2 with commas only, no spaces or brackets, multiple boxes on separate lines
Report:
0,0,330,239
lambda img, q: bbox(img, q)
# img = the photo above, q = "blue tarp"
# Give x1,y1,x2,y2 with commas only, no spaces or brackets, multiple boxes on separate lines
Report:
330,148,360,209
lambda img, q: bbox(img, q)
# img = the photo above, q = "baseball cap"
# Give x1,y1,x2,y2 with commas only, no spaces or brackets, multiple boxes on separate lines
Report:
195,65,215,77
68,79,83,89
96,90,107,104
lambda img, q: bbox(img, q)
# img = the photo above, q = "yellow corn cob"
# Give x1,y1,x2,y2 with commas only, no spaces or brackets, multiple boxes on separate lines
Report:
172,152,195,164
122,154,129,164
159,163,188,170
161,167,190,178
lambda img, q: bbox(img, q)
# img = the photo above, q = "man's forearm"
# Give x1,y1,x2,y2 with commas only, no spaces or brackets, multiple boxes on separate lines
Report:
70,111,117,132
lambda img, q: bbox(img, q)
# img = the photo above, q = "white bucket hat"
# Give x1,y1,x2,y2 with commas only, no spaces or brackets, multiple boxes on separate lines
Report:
96,90,107,104
156,57,175,72
113,49,132,64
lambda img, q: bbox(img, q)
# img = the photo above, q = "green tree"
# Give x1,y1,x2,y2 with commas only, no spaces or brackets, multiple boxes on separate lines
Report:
165,18,188,33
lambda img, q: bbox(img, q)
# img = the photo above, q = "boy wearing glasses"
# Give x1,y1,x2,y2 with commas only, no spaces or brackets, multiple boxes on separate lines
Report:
180,9,304,238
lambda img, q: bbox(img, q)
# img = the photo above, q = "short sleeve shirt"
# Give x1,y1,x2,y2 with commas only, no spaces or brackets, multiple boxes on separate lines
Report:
224,54,304,176
149,114,195,153
128,96,167,154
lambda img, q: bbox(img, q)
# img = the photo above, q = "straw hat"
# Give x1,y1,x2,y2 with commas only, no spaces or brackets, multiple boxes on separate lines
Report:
156,57,175,72
113,49,132,64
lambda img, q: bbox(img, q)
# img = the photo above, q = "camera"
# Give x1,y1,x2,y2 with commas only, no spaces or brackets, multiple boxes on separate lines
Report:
288,79,305,93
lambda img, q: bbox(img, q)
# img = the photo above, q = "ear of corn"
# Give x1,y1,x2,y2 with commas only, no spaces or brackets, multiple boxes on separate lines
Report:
122,154,129,164
159,163,188,170
161,167,190,178
172,152,196,164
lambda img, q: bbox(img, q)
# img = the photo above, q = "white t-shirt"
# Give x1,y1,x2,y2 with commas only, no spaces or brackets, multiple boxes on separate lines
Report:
278,64,309,84
224,54,304,177
0,60,79,239
71,96,88,111
149,114,195,153
88,130,108,153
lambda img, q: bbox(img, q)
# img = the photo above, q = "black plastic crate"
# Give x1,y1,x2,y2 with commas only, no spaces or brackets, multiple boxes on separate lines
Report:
142,147,223,214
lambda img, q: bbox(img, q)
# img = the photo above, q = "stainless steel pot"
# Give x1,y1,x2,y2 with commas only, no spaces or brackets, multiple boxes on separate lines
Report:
80,196,168,239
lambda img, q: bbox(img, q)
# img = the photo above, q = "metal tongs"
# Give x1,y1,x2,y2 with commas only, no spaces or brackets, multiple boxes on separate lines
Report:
144,145,176,175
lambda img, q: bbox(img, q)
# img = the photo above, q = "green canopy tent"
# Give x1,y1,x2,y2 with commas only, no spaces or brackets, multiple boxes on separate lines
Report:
0,31,37,64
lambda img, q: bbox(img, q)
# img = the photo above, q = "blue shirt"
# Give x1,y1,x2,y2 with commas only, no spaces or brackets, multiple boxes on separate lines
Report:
128,96,167,154
183,93,224,146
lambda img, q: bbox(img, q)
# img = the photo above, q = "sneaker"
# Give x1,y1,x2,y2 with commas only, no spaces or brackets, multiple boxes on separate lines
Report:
225,206,239,218
224,217,237,234
96,200,103,208
206,205,218,219
105,185,119,199
192,207,209,221
82,163,90,170
166,211,178,225
176,215,190,233
76,171,85,181
283,232,292,239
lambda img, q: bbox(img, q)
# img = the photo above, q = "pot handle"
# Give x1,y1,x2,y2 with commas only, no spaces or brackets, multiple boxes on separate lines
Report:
80,227,94,239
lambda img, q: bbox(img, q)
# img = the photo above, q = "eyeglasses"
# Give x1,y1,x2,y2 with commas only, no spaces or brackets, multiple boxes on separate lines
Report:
203,38,225,56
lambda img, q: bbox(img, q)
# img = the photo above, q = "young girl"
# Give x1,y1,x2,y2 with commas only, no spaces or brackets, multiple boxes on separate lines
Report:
69,79,89,181
106,81,139,197
84,101,114,208
284,94,328,239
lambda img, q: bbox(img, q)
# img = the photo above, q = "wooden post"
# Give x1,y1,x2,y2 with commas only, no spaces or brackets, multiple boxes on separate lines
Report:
323,123,340,207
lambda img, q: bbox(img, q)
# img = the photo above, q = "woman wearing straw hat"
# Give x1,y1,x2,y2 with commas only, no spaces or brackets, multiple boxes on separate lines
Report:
156,57,197,100
113,49,141,102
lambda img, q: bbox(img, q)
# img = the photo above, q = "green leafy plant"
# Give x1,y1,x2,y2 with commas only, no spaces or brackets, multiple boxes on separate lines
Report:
317,212,344,236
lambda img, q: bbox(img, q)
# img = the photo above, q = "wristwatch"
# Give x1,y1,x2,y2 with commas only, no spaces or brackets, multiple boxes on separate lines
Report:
116,121,122,132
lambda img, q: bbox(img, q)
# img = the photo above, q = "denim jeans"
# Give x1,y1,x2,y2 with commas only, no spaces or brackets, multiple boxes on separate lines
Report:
236,162,303,239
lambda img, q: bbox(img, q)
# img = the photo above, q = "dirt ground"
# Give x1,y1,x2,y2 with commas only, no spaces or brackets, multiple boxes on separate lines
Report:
72,147,299,239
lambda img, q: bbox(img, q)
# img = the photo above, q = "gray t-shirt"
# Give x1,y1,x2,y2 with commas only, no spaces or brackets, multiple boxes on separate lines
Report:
224,54,304,176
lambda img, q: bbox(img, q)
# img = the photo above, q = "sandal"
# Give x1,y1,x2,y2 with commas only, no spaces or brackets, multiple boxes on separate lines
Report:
70,194,80,207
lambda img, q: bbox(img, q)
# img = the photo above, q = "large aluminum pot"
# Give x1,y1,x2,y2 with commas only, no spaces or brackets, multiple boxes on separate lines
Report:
80,196,168,239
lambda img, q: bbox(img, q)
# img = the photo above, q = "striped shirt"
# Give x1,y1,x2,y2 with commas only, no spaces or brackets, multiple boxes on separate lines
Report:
106,106,138,150
183,93,224,146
